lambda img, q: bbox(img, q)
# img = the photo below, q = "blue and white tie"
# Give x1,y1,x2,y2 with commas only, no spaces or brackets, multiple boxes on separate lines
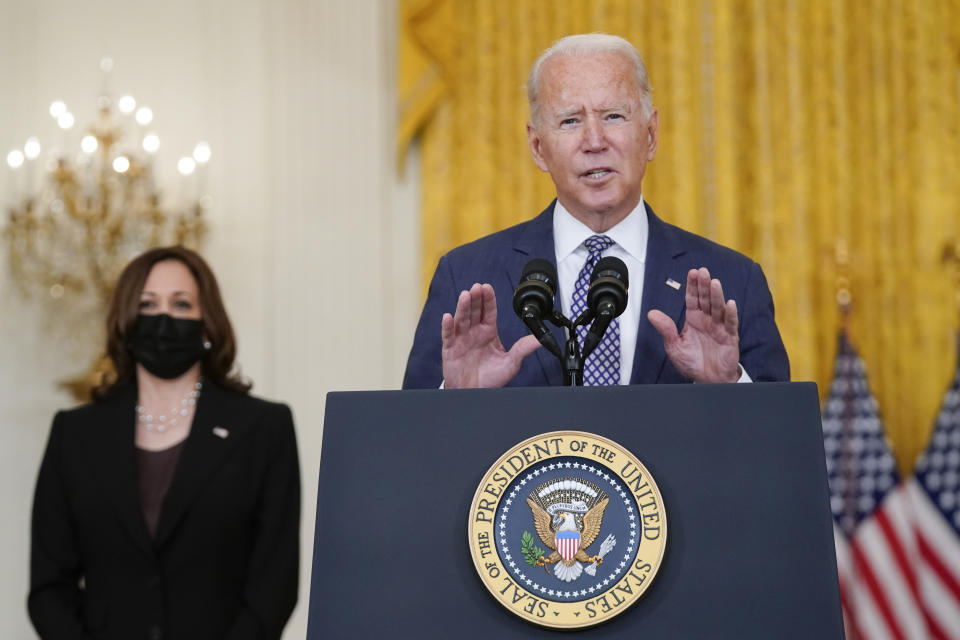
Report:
571,235,620,386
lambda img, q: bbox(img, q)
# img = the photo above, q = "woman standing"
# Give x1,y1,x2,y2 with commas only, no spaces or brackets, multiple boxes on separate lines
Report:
29,246,300,639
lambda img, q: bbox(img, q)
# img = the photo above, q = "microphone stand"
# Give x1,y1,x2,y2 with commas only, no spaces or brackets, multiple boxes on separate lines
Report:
548,310,595,387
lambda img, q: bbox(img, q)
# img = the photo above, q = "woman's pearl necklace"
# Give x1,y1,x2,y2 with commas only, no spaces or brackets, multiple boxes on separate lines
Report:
136,380,203,433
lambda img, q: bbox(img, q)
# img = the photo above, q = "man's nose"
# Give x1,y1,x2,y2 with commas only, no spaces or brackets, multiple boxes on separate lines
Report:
581,118,607,151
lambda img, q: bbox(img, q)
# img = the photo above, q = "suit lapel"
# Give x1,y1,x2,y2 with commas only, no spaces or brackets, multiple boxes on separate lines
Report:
90,384,155,557
508,202,564,385
631,204,688,384
153,382,244,548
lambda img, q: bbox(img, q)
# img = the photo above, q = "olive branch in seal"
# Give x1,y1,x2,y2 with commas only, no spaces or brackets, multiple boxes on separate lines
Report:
521,530,545,566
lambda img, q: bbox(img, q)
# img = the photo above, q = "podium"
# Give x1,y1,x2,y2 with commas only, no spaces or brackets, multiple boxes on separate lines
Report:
307,383,843,639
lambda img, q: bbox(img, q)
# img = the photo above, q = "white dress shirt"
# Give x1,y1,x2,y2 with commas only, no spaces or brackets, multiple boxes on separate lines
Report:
553,199,647,384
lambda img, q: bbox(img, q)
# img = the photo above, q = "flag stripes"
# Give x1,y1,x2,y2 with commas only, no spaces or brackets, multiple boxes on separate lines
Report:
555,532,580,563
823,332,934,639
907,480,960,638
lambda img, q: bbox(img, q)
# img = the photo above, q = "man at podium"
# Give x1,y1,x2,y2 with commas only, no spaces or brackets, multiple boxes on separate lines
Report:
403,33,789,390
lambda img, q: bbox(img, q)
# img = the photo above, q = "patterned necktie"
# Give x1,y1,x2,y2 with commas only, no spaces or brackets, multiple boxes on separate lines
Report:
571,235,620,385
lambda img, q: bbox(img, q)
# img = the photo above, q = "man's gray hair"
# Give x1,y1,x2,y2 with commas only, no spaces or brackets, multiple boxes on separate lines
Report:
527,33,654,125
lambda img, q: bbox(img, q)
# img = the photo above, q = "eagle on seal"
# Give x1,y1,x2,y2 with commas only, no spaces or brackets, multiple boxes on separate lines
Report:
526,495,609,582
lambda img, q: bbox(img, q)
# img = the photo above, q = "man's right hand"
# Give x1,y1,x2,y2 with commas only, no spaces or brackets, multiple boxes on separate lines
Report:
441,283,542,388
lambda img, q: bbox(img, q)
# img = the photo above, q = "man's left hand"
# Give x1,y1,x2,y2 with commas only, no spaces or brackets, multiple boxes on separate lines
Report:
647,267,740,383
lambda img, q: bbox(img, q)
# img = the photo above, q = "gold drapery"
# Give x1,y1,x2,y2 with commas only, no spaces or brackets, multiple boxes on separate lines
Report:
398,0,960,473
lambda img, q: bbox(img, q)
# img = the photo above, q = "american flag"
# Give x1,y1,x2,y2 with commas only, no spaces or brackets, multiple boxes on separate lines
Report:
822,332,929,639
905,344,960,638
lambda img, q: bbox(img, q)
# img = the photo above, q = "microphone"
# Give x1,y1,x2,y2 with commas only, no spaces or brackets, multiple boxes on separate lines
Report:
513,259,562,358
582,256,629,358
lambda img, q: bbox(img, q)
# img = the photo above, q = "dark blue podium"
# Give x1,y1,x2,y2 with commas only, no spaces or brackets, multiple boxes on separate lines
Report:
307,382,843,638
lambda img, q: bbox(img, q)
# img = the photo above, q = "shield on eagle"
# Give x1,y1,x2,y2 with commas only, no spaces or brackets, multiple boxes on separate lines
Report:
555,530,581,562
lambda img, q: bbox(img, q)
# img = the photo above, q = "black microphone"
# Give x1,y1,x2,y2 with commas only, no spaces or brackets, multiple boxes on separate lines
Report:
582,256,629,358
513,259,562,358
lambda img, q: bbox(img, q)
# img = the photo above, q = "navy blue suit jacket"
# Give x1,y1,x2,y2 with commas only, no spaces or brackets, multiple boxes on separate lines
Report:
402,201,789,388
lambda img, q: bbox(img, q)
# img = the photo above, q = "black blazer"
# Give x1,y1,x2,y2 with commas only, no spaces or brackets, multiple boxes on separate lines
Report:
29,381,300,640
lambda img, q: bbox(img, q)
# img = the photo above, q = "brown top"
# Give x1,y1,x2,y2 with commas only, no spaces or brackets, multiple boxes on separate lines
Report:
136,440,186,539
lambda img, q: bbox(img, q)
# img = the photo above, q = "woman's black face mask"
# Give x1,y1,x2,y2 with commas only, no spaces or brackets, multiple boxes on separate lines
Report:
129,313,206,379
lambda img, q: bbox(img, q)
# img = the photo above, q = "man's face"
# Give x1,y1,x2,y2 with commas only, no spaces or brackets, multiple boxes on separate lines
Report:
527,52,658,232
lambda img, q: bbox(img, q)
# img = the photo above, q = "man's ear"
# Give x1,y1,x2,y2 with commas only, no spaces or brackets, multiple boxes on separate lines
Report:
527,121,550,172
645,108,659,160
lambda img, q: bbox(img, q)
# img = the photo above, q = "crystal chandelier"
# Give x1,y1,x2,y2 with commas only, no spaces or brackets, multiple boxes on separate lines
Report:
3,57,210,400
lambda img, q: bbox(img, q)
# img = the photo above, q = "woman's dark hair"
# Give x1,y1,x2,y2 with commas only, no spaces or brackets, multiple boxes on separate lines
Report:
95,245,251,397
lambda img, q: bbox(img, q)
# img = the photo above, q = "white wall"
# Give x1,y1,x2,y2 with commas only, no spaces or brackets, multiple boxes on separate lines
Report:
0,1,420,637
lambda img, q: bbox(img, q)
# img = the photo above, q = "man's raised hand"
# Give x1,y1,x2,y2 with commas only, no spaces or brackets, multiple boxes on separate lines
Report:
441,283,542,388
647,267,741,383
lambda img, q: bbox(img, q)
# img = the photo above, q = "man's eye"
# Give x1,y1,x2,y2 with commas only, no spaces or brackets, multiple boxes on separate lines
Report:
606,113,624,120
560,118,578,126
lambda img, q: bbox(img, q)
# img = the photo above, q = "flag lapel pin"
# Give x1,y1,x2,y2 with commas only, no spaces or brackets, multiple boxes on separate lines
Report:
212,426,229,439
665,278,681,290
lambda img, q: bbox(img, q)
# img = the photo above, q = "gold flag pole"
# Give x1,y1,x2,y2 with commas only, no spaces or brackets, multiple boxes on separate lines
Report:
942,238,960,325
834,237,852,331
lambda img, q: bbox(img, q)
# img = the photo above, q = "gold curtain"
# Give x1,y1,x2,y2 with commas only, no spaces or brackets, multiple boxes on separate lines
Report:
398,0,960,474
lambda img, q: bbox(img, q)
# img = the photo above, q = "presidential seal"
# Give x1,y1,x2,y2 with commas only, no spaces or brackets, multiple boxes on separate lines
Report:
468,431,667,629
